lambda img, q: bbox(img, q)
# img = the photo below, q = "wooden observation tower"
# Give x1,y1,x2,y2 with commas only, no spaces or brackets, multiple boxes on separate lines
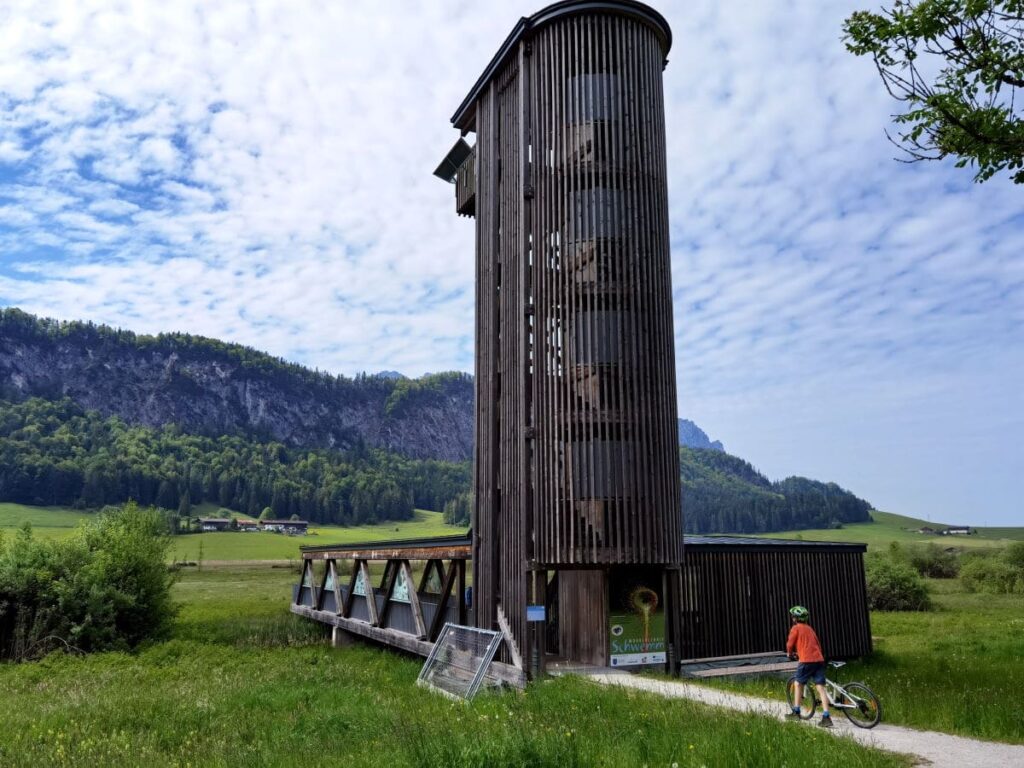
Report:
436,0,684,674
292,1,873,682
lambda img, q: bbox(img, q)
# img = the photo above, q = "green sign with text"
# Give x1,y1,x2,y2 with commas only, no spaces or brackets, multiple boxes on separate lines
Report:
608,573,665,667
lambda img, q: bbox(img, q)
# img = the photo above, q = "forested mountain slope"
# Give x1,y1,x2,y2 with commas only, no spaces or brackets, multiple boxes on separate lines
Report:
0,309,473,461
680,446,872,533
0,308,873,533
0,397,468,524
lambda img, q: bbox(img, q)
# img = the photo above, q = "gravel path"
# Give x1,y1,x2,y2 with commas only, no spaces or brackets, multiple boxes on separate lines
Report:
587,673,1024,767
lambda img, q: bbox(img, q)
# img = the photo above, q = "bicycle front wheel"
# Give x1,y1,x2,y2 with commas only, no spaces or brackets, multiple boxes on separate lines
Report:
841,682,882,728
785,676,816,720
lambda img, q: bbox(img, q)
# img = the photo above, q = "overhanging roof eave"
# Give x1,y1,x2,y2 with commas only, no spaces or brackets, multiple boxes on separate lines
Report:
450,0,672,132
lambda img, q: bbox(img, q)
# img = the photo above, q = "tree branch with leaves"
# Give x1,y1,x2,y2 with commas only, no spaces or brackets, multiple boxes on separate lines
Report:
844,0,1024,182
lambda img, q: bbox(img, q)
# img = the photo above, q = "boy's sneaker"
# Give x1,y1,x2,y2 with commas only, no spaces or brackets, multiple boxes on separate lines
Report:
818,715,834,728
785,711,803,720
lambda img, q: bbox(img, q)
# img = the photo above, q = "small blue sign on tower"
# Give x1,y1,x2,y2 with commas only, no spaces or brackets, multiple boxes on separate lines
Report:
526,605,546,622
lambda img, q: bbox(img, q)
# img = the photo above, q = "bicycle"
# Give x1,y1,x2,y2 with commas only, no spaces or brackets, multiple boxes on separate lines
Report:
786,661,882,729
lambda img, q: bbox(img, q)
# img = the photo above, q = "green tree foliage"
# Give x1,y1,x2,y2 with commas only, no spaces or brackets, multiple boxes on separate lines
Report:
680,447,873,534
0,398,470,526
0,502,175,660
383,372,472,417
844,1,1024,182
897,542,961,577
865,550,933,610
960,544,1024,593
442,490,473,527
1004,540,1024,570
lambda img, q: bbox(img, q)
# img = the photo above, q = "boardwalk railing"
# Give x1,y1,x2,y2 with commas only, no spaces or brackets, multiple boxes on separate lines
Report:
290,534,526,688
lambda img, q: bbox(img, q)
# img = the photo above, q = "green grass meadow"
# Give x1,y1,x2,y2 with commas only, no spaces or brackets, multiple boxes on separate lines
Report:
696,578,1024,744
168,509,464,562
0,564,910,768
0,502,94,540
759,510,1021,550
0,503,466,561
1,502,1020,764
3,503,1019,560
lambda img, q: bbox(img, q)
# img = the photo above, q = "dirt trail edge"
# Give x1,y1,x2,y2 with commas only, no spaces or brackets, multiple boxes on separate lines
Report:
587,673,1024,768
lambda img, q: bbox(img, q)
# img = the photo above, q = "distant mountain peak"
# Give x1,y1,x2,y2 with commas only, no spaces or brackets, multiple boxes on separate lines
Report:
375,370,406,380
678,418,724,452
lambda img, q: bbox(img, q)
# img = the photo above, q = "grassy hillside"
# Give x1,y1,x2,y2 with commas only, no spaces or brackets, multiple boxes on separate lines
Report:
759,510,1021,550
974,525,1024,541
0,504,465,561
168,510,464,562
0,502,93,540
0,565,909,767
5,502,1016,560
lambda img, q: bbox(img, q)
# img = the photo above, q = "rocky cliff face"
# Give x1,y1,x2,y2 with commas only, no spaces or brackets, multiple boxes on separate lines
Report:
0,311,474,462
677,418,724,452
0,310,726,465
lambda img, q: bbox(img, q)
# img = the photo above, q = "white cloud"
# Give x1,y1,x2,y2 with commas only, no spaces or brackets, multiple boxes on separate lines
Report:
0,140,29,163
0,0,1020,525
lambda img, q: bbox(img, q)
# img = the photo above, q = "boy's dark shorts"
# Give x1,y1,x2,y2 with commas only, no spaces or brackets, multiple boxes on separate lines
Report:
795,662,826,685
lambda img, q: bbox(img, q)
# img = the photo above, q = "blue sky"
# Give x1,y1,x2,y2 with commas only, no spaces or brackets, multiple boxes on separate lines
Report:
0,1,1020,525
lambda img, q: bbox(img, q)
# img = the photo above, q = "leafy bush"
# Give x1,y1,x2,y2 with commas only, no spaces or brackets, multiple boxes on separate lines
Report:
1003,541,1024,571
905,543,960,578
961,556,1024,595
865,554,932,611
0,503,176,660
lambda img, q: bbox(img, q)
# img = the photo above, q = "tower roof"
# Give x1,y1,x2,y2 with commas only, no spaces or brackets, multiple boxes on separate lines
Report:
450,0,672,132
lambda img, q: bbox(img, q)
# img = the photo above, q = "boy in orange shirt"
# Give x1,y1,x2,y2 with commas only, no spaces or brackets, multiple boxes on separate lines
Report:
785,605,833,728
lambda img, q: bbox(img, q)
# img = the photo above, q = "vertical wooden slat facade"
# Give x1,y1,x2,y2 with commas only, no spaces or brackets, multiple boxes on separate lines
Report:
680,538,873,661
450,1,683,671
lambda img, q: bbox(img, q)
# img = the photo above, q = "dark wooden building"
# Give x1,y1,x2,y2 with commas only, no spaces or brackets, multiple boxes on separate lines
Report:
680,537,872,662
435,0,684,675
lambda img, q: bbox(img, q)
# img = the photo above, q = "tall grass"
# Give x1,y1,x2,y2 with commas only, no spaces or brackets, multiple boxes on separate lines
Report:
0,643,909,767
0,566,910,767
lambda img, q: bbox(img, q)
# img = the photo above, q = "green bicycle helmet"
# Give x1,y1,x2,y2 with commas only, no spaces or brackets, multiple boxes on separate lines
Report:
789,605,809,622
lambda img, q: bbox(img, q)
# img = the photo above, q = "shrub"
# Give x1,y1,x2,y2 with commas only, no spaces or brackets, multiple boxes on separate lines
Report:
905,543,960,578
0,503,176,660
961,557,1023,595
1003,541,1024,571
865,554,932,611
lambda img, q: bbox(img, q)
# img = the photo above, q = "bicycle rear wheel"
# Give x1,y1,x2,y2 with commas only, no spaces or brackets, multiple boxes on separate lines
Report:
785,676,816,720
841,682,881,728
